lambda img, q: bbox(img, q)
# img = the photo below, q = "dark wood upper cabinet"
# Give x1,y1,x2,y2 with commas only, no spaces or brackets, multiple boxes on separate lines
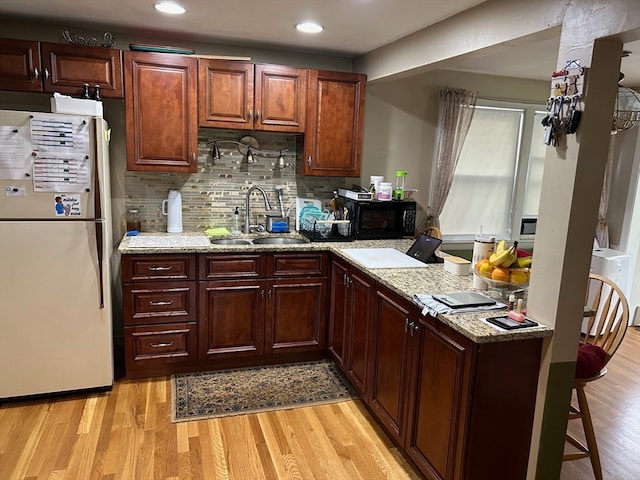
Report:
0,38,42,92
198,59,307,132
301,69,367,177
124,50,198,172
0,38,123,97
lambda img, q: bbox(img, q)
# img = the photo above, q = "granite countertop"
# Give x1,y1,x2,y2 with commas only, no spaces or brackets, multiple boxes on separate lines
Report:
118,232,553,344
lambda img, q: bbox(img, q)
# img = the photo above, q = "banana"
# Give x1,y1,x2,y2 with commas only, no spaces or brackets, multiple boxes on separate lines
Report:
502,246,518,267
495,240,506,255
489,245,517,267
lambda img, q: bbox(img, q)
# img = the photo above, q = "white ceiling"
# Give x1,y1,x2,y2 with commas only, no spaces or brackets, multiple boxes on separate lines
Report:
1,0,640,86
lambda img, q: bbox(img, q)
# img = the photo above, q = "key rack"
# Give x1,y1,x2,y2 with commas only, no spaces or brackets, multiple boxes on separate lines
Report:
543,60,586,146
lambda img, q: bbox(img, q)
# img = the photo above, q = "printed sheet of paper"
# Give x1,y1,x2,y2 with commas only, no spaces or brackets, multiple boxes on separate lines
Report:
0,125,31,179
30,113,91,192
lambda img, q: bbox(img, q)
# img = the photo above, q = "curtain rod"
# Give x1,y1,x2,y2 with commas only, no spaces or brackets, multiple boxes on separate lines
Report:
477,96,546,106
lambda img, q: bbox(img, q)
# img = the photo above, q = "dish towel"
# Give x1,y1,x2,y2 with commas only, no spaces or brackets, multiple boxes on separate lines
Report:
413,294,506,316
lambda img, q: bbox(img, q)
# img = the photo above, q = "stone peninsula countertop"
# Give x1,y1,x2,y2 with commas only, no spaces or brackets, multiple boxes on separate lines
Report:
118,232,553,344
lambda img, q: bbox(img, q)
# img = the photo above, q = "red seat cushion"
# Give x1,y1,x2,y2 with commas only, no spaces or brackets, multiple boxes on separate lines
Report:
575,343,606,378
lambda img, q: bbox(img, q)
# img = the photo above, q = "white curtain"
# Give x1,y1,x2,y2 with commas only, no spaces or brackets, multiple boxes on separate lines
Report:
426,88,477,229
595,135,616,248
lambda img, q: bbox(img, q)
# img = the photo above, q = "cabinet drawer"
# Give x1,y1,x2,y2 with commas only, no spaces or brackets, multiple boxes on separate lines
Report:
199,254,264,279
267,252,327,277
123,281,196,325
122,254,196,281
125,322,197,371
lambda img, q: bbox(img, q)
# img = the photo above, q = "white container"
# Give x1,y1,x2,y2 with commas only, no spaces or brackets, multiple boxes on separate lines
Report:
377,182,393,201
162,190,183,233
472,234,495,289
369,175,384,194
50,95,103,117
443,256,471,276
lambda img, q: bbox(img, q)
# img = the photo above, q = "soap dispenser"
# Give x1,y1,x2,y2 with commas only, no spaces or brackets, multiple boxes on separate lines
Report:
232,206,242,234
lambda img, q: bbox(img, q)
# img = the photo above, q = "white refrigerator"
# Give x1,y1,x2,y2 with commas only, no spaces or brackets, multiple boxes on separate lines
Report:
0,109,113,399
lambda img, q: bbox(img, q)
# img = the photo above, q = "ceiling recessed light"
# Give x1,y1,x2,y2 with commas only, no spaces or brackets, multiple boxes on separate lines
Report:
295,22,324,34
154,2,186,14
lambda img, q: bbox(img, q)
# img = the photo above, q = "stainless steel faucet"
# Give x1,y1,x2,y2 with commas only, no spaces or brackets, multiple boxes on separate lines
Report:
245,186,272,233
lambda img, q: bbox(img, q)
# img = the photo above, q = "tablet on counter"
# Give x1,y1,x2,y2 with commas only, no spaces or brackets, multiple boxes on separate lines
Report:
432,291,497,309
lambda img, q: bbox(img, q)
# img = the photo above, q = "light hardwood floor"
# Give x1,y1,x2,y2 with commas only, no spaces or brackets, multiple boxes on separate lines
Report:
1,328,638,480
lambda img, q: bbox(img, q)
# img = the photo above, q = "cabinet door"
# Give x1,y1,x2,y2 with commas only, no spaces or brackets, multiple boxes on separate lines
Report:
198,59,254,129
124,51,198,172
328,260,350,368
346,269,373,397
369,287,414,445
42,42,123,98
405,317,472,480
303,69,366,177
0,38,42,92
265,277,327,354
198,279,266,360
254,64,307,132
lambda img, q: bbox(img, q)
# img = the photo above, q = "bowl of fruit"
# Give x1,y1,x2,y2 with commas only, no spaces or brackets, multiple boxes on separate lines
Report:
474,240,532,291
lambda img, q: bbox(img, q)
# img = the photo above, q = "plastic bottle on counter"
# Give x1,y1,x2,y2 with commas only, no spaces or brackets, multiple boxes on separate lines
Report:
232,206,241,234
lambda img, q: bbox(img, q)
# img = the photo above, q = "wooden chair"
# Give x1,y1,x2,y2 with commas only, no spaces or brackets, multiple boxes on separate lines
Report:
417,225,441,239
563,272,629,480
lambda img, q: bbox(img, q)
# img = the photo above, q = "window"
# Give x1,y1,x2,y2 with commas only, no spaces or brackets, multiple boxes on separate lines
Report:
439,100,546,243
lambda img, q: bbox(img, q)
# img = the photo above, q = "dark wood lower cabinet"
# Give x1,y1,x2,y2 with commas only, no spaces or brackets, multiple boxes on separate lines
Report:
405,316,472,480
265,277,327,354
198,279,266,360
369,287,414,446
328,259,373,396
364,283,542,480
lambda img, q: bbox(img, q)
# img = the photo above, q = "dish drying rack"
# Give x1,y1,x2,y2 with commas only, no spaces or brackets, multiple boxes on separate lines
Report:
300,216,352,242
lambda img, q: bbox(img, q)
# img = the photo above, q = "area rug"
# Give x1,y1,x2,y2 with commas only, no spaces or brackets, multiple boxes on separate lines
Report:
171,360,359,422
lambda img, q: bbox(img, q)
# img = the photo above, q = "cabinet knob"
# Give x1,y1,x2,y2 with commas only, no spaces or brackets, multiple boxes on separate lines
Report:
34,67,40,79
255,110,261,119
248,108,253,119
307,156,312,166
43,68,50,80
150,341,174,348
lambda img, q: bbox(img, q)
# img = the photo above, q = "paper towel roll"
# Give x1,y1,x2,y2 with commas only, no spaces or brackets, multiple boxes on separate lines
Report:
472,234,495,289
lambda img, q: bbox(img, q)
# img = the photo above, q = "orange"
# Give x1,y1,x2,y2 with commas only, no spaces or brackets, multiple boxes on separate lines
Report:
491,266,510,282
476,259,494,278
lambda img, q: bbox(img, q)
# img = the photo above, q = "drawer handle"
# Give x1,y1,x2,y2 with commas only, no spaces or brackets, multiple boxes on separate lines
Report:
149,300,174,306
148,266,173,271
150,341,174,348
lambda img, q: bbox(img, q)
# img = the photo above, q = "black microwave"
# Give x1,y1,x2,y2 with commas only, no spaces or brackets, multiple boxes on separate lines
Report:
341,197,416,239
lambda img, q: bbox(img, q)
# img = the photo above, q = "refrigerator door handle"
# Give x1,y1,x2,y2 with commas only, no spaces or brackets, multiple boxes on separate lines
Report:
95,218,106,308
93,123,105,309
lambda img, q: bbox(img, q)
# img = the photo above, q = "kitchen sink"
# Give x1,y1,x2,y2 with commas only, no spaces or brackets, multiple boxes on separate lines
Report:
252,237,308,245
210,238,253,245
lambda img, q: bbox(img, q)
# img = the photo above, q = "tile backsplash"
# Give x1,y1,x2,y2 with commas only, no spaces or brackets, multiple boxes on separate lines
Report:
125,129,348,232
